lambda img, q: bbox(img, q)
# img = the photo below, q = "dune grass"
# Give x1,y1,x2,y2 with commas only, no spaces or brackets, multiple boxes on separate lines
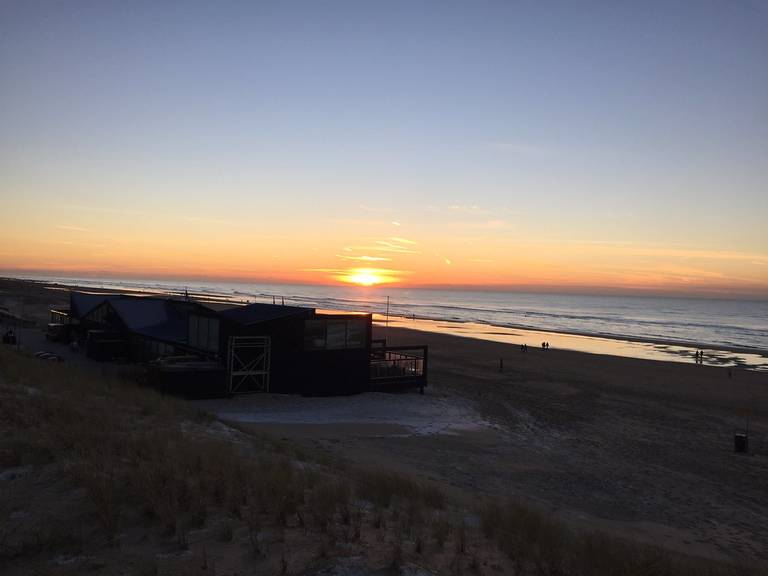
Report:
478,497,765,576
1,345,765,575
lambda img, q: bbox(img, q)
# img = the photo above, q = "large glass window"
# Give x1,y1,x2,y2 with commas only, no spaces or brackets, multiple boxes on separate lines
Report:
304,317,367,350
326,321,347,349
347,319,366,348
304,319,326,349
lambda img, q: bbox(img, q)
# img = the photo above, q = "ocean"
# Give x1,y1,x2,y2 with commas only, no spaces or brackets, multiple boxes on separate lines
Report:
12,274,768,370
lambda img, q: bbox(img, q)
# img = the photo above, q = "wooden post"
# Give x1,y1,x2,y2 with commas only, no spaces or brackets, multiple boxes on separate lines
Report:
385,296,390,341
499,357,504,373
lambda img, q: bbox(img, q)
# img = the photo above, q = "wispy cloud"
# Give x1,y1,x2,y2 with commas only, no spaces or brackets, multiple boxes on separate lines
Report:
56,225,89,232
388,237,417,245
180,215,241,226
373,240,421,254
336,254,392,262
69,205,148,217
574,242,768,263
347,244,421,255
52,240,108,248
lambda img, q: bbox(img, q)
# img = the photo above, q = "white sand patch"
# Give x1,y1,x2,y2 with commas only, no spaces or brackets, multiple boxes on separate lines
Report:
198,392,493,436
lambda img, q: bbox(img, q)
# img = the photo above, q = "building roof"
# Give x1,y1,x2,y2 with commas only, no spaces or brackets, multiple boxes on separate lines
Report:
109,299,169,331
70,291,314,343
219,302,313,325
70,292,111,318
70,292,187,344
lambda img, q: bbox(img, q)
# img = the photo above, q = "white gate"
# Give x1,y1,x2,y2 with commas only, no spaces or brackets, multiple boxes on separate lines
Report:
228,336,270,394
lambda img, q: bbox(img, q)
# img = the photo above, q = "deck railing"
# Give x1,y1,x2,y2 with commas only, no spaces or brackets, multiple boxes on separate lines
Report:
369,345,428,385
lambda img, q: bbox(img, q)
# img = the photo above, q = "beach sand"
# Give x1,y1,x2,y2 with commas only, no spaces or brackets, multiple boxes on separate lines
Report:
3,277,768,564
210,326,768,564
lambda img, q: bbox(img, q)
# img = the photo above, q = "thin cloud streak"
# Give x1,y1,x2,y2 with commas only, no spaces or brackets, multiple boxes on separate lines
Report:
335,254,392,262
180,215,241,227
56,225,89,232
69,205,148,217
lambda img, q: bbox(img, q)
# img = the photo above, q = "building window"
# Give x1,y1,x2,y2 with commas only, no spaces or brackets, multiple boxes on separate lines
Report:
304,318,367,350
305,320,326,349
347,320,365,348
326,321,347,349
188,314,220,352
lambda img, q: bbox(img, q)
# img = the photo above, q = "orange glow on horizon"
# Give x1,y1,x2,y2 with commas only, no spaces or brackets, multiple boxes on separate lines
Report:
0,208,766,299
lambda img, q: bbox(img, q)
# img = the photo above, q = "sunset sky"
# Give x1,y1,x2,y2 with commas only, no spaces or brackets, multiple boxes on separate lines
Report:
1,1,766,297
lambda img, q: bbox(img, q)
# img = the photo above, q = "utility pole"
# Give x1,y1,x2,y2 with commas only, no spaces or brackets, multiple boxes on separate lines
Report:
385,296,390,343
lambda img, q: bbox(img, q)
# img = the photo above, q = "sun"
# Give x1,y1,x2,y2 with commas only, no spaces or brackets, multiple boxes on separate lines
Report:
346,270,382,286
336,267,397,286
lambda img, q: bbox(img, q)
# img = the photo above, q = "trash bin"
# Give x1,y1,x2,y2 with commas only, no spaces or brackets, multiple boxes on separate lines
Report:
734,433,748,453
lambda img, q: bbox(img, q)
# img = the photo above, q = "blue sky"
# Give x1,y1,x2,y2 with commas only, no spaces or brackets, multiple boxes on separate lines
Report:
1,1,766,294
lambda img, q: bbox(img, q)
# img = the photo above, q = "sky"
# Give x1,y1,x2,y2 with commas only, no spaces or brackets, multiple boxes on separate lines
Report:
1,0,766,298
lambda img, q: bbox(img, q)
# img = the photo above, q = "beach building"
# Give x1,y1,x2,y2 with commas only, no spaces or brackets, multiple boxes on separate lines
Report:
53,292,427,397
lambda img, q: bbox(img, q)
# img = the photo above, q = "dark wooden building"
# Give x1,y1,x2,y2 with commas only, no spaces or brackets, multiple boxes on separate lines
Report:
57,291,426,397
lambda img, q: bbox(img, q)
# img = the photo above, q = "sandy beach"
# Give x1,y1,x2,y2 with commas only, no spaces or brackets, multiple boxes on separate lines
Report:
3,277,768,565
202,325,768,564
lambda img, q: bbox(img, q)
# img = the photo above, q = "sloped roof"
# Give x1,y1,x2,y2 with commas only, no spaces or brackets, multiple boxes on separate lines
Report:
71,292,189,344
110,298,193,343
70,292,313,342
219,302,312,325
109,299,168,331
70,292,110,318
